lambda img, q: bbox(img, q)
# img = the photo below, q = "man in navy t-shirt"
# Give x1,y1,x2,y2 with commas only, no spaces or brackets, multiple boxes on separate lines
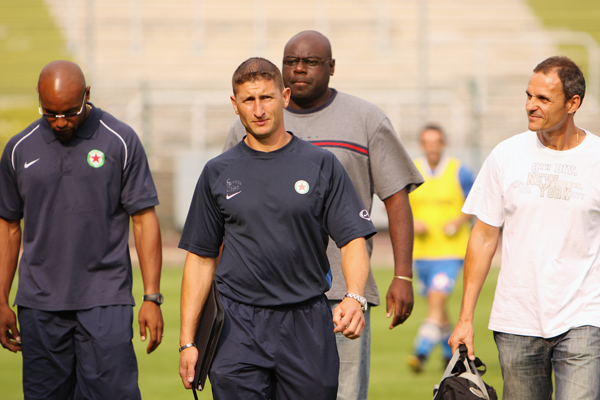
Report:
178,57,376,399
0,61,163,400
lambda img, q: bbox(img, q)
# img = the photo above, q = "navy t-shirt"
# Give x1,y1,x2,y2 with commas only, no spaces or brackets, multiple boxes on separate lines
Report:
179,134,376,306
0,104,159,311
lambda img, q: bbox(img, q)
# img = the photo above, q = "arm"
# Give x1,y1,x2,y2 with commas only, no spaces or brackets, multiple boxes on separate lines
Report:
383,188,415,329
448,218,500,360
332,237,370,339
179,252,218,389
0,218,22,352
131,206,163,354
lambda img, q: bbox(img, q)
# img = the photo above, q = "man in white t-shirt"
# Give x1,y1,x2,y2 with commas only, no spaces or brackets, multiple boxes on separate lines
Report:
449,56,600,400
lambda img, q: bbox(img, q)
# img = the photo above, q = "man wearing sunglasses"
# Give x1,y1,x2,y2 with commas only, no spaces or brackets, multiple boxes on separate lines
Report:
224,30,423,400
0,60,163,399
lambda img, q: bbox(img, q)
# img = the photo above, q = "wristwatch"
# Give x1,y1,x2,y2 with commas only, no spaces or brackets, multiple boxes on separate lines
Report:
344,293,368,313
143,293,164,306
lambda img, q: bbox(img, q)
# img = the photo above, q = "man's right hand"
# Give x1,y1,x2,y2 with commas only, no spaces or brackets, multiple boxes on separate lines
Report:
0,304,21,352
179,346,199,389
448,320,475,361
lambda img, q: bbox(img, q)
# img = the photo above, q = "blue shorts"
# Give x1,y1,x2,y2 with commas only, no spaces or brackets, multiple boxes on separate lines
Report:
18,305,141,400
415,259,463,296
209,294,339,400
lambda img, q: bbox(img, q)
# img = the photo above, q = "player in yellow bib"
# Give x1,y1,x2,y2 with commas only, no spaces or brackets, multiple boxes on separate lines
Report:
408,125,475,372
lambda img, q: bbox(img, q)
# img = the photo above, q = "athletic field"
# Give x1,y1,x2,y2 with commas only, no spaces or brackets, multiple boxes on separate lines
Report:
1,0,598,398
0,263,502,400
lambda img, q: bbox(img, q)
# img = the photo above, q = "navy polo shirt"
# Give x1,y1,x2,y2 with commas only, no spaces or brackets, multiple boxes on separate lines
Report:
179,134,376,307
0,104,159,311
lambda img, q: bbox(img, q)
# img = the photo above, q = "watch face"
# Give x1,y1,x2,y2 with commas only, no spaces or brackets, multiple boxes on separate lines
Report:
144,293,164,305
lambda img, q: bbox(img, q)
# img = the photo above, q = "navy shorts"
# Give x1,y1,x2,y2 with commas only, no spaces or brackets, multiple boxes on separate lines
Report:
209,294,339,400
18,305,141,400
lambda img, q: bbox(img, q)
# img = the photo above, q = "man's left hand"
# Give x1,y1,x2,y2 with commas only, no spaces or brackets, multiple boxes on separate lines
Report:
139,301,164,353
385,278,414,329
332,297,365,339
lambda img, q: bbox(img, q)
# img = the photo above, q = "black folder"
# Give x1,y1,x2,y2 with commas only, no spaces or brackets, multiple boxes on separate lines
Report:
192,280,225,397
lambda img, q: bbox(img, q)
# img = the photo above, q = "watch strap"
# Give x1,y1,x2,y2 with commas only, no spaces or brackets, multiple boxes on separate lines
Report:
344,293,367,313
143,293,164,305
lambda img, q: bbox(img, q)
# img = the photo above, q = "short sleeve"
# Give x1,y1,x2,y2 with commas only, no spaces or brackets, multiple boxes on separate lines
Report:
120,132,159,215
462,148,505,227
369,117,423,200
0,141,24,221
322,155,377,247
178,164,225,257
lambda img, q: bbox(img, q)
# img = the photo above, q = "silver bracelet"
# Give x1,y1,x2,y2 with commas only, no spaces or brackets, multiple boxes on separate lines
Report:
179,343,196,353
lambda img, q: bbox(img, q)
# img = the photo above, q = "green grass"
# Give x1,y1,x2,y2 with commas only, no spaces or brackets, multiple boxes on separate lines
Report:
0,264,502,400
526,0,600,45
527,0,600,79
0,0,70,150
369,267,502,399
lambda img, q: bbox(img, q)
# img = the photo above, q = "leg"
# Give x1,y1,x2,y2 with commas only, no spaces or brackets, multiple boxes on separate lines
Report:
329,300,370,400
209,295,274,400
552,326,600,400
427,260,462,362
409,260,434,372
18,307,77,400
410,260,461,371
439,323,454,362
274,296,339,400
410,318,442,372
73,306,141,400
494,331,553,400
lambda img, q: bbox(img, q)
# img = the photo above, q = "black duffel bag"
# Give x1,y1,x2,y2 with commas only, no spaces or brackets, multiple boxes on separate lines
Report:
432,344,498,400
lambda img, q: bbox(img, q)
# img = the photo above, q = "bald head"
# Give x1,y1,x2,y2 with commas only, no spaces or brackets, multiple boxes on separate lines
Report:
37,60,90,141
284,30,332,58
38,60,87,98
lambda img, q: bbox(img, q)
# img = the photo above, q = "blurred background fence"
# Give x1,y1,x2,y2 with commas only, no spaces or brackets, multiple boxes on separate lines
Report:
1,0,600,232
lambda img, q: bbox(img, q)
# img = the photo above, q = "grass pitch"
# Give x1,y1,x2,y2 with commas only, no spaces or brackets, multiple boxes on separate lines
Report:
0,264,502,400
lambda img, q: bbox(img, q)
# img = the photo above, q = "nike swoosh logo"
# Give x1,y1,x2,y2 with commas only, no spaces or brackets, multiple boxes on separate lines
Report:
226,191,241,200
24,159,40,169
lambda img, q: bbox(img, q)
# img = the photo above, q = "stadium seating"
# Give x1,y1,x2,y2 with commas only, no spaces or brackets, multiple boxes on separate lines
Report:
40,0,600,229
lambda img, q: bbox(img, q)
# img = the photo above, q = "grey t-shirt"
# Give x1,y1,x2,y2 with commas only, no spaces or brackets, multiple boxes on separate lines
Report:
224,90,423,305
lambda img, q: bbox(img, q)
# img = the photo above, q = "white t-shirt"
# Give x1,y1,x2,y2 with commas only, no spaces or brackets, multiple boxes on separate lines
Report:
463,130,600,338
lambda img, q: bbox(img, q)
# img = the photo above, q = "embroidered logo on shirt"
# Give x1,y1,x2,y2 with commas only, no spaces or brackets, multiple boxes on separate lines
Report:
87,150,105,168
359,209,371,221
226,191,241,200
295,180,309,194
226,178,242,199
24,159,40,169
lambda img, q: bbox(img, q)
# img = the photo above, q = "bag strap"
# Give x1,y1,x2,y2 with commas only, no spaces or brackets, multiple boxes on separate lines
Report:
439,344,464,382
459,345,490,400
433,345,490,400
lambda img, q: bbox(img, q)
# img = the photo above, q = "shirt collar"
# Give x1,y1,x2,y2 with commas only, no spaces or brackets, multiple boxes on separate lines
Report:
285,88,338,115
40,103,102,144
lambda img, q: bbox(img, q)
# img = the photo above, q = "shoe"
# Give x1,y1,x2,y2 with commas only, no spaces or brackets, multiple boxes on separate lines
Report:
408,354,426,373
